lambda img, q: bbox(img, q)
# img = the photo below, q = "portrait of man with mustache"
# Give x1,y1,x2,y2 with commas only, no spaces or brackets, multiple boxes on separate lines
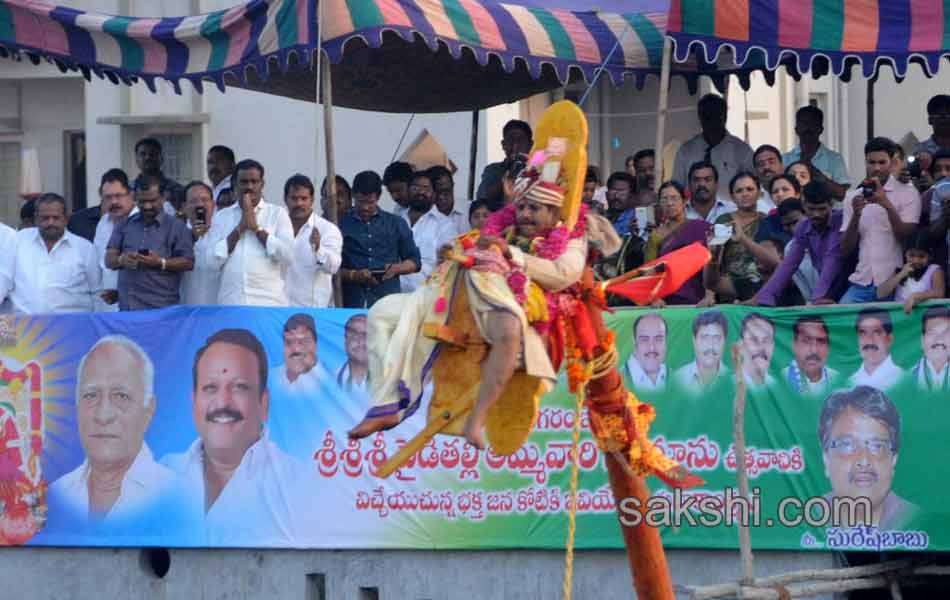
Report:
674,310,730,392
848,308,904,392
270,313,331,396
819,386,918,530
785,315,839,397
738,313,776,390
162,328,320,544
625,313,668,392
911,305,950,392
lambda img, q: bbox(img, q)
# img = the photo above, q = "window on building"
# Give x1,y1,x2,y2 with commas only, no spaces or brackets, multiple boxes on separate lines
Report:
150,133,194,184
0,141,22,227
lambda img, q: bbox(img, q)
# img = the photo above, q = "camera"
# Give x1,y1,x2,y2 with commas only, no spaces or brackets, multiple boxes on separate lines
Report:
504,153,529,179
195,206,207,226
906,155,923,179
859,179,876,199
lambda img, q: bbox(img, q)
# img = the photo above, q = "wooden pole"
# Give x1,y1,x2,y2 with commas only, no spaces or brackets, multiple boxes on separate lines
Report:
321,54,342,307
468,110,479,201
867,75,876,140
579,269,674,600
654,38,672,182
730,342,755,586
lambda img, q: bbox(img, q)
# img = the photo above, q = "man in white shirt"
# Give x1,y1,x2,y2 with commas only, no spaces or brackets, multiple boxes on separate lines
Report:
849,308,904,391
180,181,222,305
753,145,784,213
685,162,737,223
0,222,15,313
625,313,668,392
206,145,235,209
269,313,332,396
49,335,175,527
739,313,777,390
429,165,470,236
337,313,370,400
912,306,950,392
383,161,413,218
400,171,457,293
92,169,137,312
206,159,294,306
0,194,101,314
674,310,731,392
673,94,754,196
161,328,320,545
283,174,343,307
785,315,839,397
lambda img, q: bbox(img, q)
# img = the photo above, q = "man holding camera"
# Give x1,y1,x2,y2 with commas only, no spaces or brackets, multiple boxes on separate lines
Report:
180,181,221,305
105,174,195,311
475,120,533,209
839,137,921,304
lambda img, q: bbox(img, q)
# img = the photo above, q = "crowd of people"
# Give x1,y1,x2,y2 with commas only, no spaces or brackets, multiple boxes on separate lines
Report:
2,93,950,315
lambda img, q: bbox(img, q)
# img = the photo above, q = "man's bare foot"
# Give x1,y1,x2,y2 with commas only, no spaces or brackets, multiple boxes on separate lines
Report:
462,414,487,450
348,413,401,439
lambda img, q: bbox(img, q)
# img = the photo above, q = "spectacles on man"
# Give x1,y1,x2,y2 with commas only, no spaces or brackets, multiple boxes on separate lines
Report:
826,436,893,458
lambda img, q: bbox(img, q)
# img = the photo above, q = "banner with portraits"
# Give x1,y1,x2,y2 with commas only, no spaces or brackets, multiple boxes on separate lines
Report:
0,301,947,551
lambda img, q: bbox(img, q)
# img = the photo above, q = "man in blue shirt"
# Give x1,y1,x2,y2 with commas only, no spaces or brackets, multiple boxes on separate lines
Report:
783,106,851,201
339,171,420,308
105,174,194,310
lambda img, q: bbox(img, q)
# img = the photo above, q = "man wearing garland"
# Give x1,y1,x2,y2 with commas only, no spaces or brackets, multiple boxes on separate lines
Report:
348,140,602,449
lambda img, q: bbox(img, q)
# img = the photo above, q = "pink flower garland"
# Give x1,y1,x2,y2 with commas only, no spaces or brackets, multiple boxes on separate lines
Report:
481,203,588,331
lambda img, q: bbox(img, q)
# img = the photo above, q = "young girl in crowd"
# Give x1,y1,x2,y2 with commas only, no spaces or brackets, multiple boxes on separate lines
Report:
468,200,490,231
877,232,946,313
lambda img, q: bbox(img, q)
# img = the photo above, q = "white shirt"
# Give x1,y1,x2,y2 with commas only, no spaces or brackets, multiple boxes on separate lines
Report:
783,361,838,397
212,178,231,204
743,368,776,390
49,443,175,524
285,212,343,307
269,361,333,396
686,198,738,223
0,223,13,312
757,191,775,214
672,132,755,195
912,356,949,392
849,355,904,391
1,228,101,314
674,360,729,392
208,200,294,306
400,206,457,293
625,355,667,391
180,226,222,305
336,361,370,399
92,208,139,312
161,431,322,546
440,202,471,237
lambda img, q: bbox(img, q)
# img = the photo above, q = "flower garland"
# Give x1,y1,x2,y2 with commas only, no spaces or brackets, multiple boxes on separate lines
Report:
481,203,589,332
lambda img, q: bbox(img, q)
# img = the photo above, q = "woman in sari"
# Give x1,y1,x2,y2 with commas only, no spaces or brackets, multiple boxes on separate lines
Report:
702,171,776,304
643,181,711,307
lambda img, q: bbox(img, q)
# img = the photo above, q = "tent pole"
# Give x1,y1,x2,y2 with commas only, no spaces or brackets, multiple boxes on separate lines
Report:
321,55,342,307
654,38,673,183
866,75,875,140
468,110,479,201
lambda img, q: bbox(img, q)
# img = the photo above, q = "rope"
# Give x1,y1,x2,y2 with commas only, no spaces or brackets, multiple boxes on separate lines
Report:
561,362,591,600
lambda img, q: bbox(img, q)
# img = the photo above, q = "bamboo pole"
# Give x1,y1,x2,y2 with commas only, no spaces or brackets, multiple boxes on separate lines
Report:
321,54,342,307
654,38,673,182
730,343,754,586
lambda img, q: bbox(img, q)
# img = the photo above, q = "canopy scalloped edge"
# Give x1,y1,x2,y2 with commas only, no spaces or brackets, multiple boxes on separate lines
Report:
0,30,764,103
668,33,950,83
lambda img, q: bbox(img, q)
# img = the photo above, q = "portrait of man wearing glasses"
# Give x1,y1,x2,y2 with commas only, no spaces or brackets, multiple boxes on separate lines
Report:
818,386,919,531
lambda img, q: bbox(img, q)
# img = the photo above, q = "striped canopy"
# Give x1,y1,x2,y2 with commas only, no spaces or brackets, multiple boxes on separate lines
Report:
668,0,950,81
0,0,748,112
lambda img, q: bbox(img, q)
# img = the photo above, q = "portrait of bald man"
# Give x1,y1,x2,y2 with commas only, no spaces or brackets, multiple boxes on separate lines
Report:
50,335,175,524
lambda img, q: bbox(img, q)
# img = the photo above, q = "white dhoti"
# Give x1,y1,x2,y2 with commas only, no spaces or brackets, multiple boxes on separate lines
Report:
363,236,588,423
